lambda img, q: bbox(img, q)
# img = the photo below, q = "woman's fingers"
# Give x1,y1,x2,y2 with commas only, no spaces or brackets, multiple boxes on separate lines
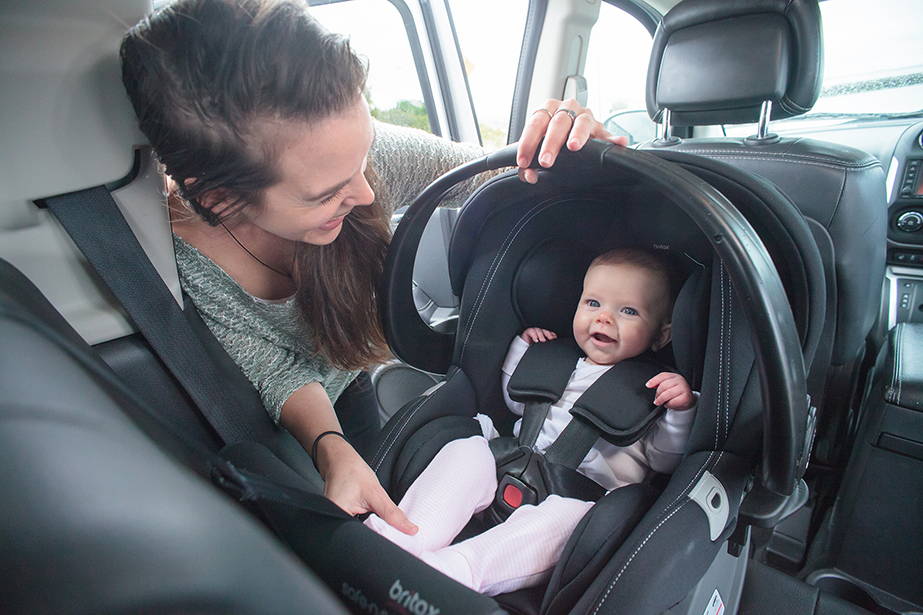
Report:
516,103,555,168
370,488,418,535
516,99,630,185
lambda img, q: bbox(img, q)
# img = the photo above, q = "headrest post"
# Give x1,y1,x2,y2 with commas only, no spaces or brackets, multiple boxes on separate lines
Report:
756,100,772,140
661,108,673,140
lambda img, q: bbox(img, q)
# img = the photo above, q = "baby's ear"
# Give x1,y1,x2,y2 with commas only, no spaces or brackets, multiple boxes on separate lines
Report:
651,321,672,351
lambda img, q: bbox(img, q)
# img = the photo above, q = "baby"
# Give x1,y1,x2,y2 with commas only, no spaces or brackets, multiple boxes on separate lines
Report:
366,248,695,596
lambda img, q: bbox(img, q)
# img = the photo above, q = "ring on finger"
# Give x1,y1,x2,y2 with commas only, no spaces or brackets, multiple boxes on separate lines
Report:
554,108,577,121
532,108,553,119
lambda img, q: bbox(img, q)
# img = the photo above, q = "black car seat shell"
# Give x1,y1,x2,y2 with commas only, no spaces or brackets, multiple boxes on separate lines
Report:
642,0,888,462
376,140,816,613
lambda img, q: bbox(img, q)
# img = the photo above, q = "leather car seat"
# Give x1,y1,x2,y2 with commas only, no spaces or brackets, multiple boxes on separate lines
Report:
640,0,887,464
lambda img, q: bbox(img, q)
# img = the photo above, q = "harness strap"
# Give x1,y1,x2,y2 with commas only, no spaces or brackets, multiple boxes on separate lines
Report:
543,417,601,468
519,401,552,448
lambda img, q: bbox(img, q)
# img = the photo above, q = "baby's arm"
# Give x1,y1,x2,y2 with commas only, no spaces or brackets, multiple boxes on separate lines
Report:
642,372,697,474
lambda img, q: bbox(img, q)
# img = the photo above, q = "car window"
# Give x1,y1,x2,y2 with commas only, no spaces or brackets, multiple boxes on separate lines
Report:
310,0,434,132
584,1,655,145
447,0,529,149
727,0,923,135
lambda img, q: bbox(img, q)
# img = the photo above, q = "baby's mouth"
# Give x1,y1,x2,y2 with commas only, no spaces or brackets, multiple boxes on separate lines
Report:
591,332,616,344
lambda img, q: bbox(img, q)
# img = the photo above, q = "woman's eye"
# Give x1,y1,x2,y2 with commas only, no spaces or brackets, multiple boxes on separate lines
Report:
319,188,344,205
621,307,639,316
585,299,600,308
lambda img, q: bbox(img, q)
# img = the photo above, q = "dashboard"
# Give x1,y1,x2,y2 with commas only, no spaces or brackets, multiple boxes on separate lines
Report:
885,120,923,325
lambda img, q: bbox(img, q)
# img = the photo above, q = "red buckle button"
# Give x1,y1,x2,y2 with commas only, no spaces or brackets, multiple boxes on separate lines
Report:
502,484,523,508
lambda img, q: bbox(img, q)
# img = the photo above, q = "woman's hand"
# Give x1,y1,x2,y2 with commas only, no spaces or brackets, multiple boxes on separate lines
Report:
516,98,629,184
317,434,419,534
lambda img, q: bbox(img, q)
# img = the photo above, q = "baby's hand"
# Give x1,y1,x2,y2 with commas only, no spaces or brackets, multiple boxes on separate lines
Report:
520,327,557,344
646,372,695,410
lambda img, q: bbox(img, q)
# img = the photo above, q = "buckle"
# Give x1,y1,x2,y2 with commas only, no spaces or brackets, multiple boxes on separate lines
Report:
496,475,538,514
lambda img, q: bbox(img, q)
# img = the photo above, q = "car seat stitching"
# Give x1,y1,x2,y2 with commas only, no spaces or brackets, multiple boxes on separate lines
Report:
459,198,564,361
372,396,427,470
460,197,560,358
671,149,881,169
595,450,725,612
590,503,688,615
458,199,545,362
888,325,901,404
724,267,731,443
896,325,903,406
717,266,725,451
673,154,881,172
375,396,432,471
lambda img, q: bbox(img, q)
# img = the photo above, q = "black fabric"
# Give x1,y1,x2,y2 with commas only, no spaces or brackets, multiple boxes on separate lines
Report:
507,338,582,404
541,483,660,615
45,186,273,445
513,240,596,337
670,266,710,389
567,354,664,446
646,0,823,125
334,371,383,460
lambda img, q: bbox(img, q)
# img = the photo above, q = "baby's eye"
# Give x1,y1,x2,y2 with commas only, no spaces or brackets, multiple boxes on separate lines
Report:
621,306,639,316
585,299,600,308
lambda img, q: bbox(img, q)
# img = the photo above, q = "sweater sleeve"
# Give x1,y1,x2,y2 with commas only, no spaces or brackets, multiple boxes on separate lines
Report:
368,121,496,215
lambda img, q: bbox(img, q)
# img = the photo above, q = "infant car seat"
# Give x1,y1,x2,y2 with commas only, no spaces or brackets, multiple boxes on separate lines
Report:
374,140,823,614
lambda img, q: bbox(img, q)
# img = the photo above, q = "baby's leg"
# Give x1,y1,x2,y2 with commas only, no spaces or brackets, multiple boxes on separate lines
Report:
419,495,593,596
364,435,497,556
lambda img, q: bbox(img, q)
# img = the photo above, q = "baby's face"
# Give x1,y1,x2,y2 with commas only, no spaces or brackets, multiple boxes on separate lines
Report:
572,262,671,366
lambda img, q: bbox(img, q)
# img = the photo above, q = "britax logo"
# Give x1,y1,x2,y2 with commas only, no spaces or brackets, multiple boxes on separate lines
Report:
389,579,441,615
340,580,441,615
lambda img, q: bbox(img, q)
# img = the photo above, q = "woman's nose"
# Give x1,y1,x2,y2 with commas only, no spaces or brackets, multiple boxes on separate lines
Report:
343,173,375,207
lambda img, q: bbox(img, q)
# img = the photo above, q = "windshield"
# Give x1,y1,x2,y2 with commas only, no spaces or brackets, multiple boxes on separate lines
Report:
776,0,922,124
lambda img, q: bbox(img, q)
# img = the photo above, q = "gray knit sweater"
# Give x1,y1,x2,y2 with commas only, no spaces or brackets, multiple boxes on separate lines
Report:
174,122,486,423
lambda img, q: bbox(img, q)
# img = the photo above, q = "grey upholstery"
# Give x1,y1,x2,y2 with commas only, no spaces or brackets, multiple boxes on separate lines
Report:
643,0,887,377
0,258,346,614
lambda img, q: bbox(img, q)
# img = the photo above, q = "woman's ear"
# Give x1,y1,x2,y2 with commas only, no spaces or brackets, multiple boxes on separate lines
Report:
651,321,672,351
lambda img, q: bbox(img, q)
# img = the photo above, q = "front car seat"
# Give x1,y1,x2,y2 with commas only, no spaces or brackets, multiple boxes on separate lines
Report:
640,0,888,465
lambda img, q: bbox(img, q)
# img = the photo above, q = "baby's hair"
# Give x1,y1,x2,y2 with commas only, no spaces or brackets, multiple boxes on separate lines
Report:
589,247,680,306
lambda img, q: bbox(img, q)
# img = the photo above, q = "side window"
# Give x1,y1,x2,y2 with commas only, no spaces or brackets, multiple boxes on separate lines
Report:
584,2,655,145
310,0,433,132
447,0,529,149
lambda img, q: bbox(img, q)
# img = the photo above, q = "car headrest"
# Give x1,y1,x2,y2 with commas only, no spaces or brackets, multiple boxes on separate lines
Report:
646,0,823,126
512,240,709,385
0,0,148,219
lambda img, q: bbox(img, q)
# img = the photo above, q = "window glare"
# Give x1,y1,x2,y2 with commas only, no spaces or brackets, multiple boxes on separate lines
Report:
449,0,528,149
309,0,432,132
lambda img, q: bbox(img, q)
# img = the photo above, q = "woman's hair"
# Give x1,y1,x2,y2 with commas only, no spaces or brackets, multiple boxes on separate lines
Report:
121,0,391,370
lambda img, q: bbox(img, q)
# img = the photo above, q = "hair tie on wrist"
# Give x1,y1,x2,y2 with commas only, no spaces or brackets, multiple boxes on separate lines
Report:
311,430,347,472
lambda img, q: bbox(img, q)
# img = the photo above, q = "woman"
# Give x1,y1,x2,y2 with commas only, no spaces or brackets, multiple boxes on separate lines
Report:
120,0,624,535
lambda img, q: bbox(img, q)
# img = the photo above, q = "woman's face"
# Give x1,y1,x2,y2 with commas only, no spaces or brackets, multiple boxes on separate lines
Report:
246,96,376,245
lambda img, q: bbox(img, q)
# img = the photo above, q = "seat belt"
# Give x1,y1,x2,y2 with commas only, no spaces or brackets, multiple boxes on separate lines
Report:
1,291,346,521
45,185,274,446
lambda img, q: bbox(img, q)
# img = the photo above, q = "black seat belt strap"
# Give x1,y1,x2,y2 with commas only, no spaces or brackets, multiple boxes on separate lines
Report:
45,185,268,445
518,401,552,448
542,417,600,468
